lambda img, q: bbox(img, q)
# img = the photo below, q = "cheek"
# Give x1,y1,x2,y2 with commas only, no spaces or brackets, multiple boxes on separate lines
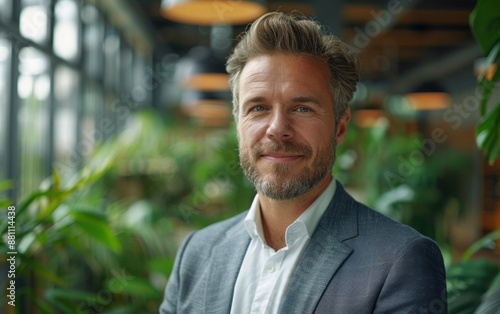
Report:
302,125,334,150
239,121,266,145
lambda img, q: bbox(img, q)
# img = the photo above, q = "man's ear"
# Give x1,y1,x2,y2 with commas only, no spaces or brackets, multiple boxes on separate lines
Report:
335,107,351,145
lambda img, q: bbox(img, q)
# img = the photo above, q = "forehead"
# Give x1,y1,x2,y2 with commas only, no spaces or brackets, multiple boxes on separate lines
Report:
239,54,330,83
237,54,332,101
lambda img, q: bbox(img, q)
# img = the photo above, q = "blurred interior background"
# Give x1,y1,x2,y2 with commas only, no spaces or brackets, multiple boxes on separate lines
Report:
1,0,500,313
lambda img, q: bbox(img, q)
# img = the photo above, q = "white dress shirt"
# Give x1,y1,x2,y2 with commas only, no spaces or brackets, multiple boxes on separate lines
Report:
230,179,337,314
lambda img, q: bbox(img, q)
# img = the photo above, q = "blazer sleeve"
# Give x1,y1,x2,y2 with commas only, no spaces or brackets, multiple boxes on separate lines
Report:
374,236,447,313
159,232,195,314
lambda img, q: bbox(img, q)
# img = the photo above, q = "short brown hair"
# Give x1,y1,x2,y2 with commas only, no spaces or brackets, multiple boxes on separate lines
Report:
226,12,360,122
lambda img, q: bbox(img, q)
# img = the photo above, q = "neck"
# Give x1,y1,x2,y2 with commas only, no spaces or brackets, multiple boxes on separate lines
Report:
259,175,332,250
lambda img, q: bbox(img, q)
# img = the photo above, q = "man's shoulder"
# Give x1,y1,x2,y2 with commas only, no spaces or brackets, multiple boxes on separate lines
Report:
351,200,438,255
185,211,248,248
357,202,421,238
333,184,425,243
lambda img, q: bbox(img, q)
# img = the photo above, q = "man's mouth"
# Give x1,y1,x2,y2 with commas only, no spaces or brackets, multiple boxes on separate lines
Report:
260,153,304,163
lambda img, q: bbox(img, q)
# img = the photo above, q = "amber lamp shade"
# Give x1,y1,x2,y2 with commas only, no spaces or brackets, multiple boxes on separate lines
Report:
161,0,267,25
405,82,450,111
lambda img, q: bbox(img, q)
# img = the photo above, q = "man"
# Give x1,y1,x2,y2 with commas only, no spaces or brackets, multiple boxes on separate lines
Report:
160,12,446,314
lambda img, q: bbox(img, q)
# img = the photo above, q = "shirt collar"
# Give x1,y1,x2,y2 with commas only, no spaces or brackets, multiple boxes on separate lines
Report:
244,178,337,247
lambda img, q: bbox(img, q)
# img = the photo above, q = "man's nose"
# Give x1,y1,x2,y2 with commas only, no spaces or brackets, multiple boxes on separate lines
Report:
266,109,294,141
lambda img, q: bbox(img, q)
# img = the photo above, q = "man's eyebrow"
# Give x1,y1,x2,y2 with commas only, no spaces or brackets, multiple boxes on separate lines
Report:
291,96,321,106
242,96,266,107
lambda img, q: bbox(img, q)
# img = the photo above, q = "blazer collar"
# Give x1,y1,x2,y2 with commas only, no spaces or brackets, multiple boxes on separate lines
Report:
205,215,250,314
280,181,359,313
203,181,359,314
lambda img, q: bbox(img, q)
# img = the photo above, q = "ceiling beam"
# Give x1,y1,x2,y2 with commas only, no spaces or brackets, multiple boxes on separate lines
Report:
344,29,472,47
388,42,482,93
343,5,470,25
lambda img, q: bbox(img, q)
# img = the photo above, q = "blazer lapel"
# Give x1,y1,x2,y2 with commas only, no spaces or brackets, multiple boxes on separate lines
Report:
205,220,251,314
280,182,359,314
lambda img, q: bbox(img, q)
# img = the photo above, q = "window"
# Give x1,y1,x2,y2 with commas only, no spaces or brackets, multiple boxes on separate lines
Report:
0,0,13,21
53,0,80,61
53,65,79,180
17,47,50,197
80,82,102,163
104,28,120,92
82,4,104,79
20,0,50,44
0,0,152,201
0,35,11,182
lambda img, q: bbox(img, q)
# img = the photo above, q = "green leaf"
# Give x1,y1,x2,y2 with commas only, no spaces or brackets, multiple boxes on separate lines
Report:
447,259,499,314
18,288,55,314
474,272,500,314
477,56,500,116
0,199,11,208
0,180,12,191
45,288,96,301
107,277,162,299
463,230,500,261
101,306,137,314
148,257,175,277
45,288,97,313
476,104,500,164
23,258,67,286
70,209,122,253
470,0,500,55
17,232,37,254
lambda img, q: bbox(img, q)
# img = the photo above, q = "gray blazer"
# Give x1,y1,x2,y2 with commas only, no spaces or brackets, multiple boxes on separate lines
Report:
160,182,447,313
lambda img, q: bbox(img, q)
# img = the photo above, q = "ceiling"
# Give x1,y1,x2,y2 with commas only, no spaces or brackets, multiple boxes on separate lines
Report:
128,0,479,96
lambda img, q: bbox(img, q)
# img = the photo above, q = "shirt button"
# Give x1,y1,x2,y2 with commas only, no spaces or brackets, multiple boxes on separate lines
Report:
267,264,275,273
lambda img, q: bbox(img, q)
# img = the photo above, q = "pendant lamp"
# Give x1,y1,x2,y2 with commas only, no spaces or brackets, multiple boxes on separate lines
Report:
175,46,230,91
404,82,450,111
161,0,267,25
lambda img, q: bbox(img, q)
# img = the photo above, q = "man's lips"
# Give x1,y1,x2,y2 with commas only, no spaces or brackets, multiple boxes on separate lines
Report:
260,153,304,163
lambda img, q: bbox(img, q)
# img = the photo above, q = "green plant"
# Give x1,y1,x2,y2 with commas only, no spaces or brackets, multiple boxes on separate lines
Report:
443,2,500,312
447,230,500,314
333,122,469,248
1,109,254,313
470,0,500,164
0,112,177,313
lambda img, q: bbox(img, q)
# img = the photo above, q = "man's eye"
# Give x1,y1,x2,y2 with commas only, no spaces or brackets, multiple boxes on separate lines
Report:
251,105,265,112
296,107,311,112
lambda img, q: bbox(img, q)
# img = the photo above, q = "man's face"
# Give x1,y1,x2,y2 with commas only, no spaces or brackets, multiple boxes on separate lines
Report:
236,54,350,200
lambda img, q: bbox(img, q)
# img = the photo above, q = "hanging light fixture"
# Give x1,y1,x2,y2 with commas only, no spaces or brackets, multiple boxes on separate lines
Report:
353,109,388,128
161,0,267,26
404,82,451,111
181,90,232,127
173,23,235,92
177,46,229,91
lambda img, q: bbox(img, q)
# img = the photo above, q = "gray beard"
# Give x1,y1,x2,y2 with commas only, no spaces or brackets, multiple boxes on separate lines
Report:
239,135,337,200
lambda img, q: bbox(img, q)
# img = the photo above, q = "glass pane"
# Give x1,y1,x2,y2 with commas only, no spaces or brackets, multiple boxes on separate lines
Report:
82,4,104,78
0,0,12,21
104,28,120,91
20,0,50,44
120,45,133,92
53,65,79,180
81,83,99,163
17,47,50,198
53,0,79,61
103,93,117,141
0,35,11,182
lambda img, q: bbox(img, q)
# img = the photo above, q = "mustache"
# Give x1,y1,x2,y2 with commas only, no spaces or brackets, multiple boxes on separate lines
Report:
252,141,312,157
